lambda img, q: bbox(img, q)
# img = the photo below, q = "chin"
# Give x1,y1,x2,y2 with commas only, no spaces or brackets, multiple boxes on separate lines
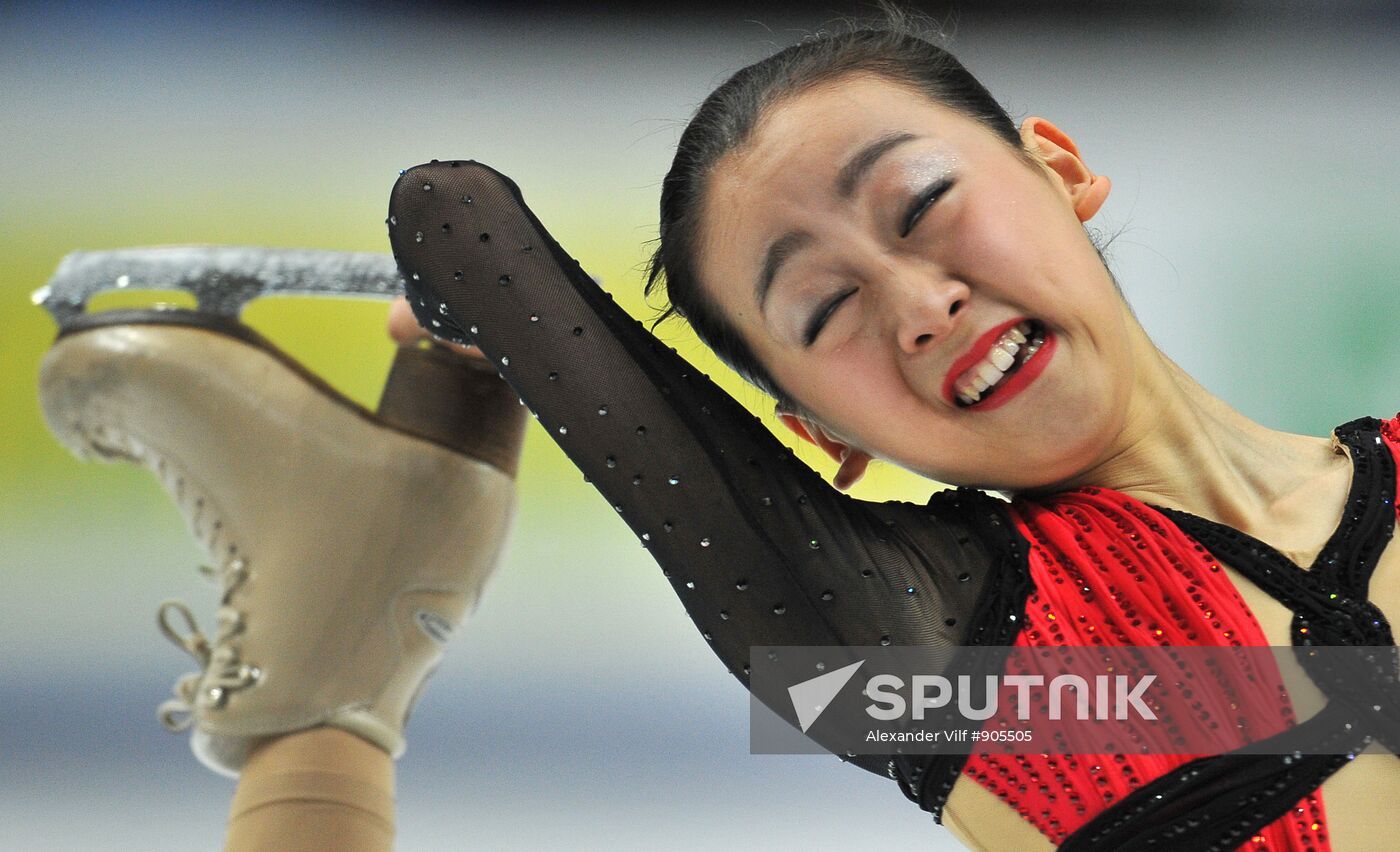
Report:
967,427,1111,494
1017,425,1118,494
892,392,1115,492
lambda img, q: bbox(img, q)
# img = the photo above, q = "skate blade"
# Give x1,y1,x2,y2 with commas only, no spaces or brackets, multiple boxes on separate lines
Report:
32,245,404,330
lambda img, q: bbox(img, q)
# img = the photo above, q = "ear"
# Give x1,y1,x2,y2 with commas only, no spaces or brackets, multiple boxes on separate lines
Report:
775,408,873,492
1019,116,1111,222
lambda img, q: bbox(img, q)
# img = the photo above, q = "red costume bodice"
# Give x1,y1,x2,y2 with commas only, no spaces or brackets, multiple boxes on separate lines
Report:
962,413,1400,849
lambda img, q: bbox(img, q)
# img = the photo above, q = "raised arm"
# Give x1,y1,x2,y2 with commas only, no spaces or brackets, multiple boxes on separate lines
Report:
386,160,1025,791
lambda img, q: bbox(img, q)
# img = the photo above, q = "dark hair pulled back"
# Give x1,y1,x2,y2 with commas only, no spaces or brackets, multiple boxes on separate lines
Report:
643,6,1035,417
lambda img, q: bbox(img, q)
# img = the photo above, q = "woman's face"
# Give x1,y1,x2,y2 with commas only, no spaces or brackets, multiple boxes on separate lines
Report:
694,73,1136,491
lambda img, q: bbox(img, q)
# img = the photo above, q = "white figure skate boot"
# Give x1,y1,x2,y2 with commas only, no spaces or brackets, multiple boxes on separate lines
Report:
34,248,527,777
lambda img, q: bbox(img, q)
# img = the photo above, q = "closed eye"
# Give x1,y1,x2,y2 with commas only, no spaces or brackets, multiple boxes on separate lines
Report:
900,178,953,238
803,287,857,347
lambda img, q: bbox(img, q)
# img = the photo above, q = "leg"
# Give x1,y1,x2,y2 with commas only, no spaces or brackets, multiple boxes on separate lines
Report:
227,727,395,852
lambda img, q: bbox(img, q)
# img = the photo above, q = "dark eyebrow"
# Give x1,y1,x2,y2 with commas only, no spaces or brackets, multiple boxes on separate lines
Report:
756,230,814,316
836,130,919,199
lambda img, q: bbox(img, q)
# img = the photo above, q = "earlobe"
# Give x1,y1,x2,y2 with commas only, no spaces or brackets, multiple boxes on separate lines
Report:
1076,173,1111,221
1019,116,1111,222
832,448,871,491
774,409,872,491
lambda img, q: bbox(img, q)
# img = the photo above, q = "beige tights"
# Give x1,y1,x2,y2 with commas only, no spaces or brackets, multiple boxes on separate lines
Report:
227,727,395,852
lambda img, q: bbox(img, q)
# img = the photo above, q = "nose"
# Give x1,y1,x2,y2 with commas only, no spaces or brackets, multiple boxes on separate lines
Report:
890,270,971,357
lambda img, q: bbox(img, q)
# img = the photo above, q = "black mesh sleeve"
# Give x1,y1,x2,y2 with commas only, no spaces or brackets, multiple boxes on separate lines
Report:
386,160,1018,789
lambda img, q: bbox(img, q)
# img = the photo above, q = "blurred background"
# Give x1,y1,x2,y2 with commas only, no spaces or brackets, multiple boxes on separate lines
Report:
3,1,1399,849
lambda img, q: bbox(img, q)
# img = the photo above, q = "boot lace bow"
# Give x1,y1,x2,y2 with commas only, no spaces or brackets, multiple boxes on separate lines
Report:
155,557,261,731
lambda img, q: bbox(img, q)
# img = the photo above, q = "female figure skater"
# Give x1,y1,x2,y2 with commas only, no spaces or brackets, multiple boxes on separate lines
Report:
46,13,1397,852
385,15,1400,852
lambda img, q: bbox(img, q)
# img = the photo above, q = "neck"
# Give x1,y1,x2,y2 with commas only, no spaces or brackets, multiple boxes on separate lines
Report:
1019,325,1342,538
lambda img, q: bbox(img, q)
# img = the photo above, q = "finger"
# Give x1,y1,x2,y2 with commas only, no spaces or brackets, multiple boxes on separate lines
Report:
387,296,487,360
387,295,426,344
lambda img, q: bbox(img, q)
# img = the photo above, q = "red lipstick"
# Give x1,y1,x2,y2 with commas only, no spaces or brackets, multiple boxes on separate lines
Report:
941,318,1056,412
942,317,1027,404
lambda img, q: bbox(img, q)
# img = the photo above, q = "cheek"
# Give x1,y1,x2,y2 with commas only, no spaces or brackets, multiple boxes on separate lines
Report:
783,349,877,411
812,360,960,468
938,195,1037,289
777,347,907,436
948,178,1089,291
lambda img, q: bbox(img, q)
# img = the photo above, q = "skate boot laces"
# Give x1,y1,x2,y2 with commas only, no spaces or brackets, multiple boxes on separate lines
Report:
155,556,261,731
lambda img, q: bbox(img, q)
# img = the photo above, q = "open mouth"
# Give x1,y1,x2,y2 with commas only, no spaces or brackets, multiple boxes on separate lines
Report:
952,319,1047,408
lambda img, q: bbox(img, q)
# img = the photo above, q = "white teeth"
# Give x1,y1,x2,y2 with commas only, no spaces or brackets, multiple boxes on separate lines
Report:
975,361,1005,387
954,320,1043,405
